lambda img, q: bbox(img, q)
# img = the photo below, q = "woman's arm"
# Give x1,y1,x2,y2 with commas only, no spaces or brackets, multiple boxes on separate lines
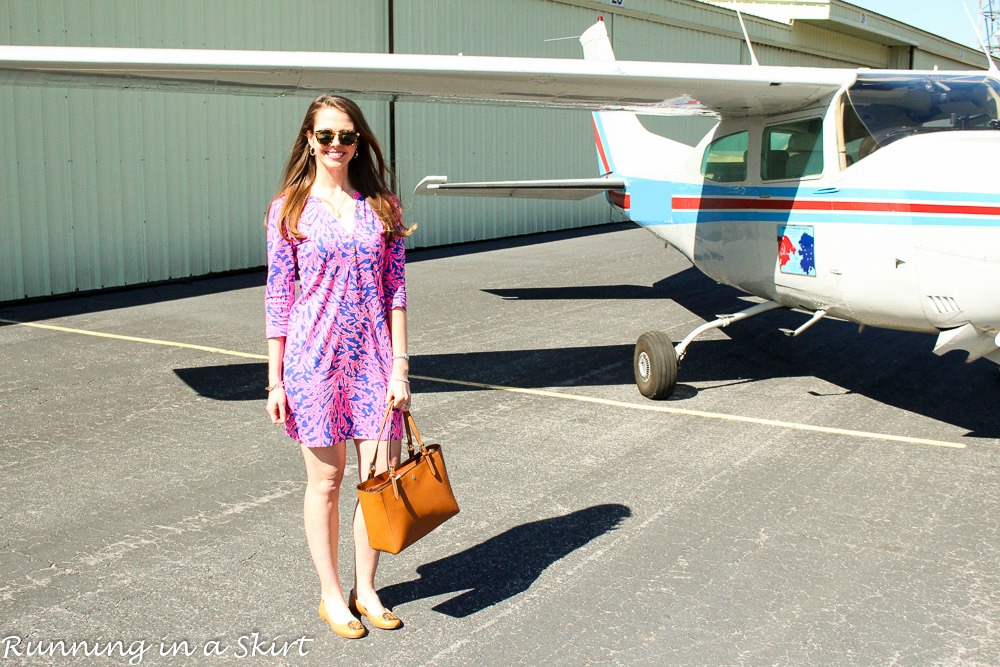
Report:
264,200,295,424
264,201,297,339
266,336,287,423
383,219,409,410
386,307,410,410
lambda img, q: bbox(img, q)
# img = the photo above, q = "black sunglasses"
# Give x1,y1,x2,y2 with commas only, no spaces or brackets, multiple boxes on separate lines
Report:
314,129,360,146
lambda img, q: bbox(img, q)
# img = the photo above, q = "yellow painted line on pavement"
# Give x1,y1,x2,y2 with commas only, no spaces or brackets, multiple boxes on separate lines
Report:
2,319,266,360
410,375,965,449
4,318,966,449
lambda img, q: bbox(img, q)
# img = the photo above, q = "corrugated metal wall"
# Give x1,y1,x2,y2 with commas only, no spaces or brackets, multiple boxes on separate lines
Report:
911,49,975,71
394,0,618,248
1,0,981,301
0,0,390,301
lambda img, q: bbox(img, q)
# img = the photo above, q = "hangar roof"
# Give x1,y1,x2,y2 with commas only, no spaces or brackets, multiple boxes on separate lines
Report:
703,0,971,49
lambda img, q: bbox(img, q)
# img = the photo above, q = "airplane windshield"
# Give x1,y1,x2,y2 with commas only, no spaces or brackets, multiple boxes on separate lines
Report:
843,73,1000,164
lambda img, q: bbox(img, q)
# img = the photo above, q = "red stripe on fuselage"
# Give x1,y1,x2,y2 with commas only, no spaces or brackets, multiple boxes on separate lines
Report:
593,119,611,174
672,196,1000,216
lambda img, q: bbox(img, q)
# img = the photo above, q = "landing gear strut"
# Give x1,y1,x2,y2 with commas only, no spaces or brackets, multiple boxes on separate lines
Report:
633,300,783,400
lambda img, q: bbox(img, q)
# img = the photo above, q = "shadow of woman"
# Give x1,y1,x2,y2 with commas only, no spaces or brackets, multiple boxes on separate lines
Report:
379,504,631,618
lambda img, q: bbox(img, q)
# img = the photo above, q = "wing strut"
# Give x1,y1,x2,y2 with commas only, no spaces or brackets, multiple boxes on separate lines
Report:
736,10,761,67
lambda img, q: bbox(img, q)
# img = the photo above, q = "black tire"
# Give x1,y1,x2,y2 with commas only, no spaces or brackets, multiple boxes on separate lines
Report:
634,331,678,400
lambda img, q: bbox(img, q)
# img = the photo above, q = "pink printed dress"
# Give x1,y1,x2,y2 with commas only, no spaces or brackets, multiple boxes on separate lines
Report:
265,192,406,447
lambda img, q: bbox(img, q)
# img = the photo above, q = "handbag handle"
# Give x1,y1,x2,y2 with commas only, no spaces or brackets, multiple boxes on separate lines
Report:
402,411,427,453
364,404,422,481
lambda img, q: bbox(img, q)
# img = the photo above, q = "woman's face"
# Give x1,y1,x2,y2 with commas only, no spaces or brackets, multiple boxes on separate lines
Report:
308,107,358,170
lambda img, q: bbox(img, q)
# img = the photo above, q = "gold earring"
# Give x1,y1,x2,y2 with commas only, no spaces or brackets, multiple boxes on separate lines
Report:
309,146,315,156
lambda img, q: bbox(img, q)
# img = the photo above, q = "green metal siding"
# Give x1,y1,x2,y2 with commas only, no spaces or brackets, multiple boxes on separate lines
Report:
911,49,979,71
0,0,390,301
393,0,614,249
1,0,983,300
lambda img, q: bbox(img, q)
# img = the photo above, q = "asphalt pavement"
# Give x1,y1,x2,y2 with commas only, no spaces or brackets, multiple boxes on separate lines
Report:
1,222,998,666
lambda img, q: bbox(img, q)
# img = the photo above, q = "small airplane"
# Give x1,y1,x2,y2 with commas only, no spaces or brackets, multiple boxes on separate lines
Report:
2,16,999,399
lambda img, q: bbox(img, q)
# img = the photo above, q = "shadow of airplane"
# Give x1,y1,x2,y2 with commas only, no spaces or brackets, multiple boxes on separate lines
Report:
172,263,1000,438
172,342,635,401
475,266,1000,438
173,322,999,439
377,504,631,618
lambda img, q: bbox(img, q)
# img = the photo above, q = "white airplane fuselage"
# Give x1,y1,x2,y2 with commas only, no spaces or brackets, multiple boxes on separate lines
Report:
597,76,1000,361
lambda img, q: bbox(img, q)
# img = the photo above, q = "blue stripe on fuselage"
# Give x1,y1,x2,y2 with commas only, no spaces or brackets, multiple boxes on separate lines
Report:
622,178,1000,228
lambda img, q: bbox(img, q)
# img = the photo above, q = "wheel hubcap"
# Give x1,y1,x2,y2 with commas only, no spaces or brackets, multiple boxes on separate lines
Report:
637,351,651,381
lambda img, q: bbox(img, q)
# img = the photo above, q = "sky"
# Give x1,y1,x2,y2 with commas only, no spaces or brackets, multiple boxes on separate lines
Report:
849,0,986,48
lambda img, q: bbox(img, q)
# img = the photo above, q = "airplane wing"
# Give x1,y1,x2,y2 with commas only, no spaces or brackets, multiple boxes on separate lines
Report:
414,176,627,200
0,30,854,116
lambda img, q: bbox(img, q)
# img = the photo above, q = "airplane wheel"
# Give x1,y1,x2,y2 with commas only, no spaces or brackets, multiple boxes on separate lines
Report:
634,331,678,400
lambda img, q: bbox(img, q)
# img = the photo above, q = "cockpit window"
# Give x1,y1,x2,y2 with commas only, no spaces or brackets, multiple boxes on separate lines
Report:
844,73,1000,165
762,118,824,180
701,130,748,183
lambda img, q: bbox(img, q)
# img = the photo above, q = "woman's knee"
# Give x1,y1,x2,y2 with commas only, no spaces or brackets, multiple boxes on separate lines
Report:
305,471,345,498
301,442,347,493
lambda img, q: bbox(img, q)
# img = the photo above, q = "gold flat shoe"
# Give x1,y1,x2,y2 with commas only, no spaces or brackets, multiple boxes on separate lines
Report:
349,589,402,630
318,599,367,639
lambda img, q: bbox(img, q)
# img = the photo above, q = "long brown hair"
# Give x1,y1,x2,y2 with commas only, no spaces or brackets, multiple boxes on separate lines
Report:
274,95,415,241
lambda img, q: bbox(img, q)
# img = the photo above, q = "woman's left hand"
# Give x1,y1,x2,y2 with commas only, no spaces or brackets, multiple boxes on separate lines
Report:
387,377,411,411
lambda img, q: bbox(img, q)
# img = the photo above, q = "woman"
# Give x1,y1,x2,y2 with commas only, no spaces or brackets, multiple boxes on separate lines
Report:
264,95,415,639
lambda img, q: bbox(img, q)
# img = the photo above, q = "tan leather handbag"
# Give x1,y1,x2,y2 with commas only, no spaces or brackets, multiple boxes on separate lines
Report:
357,406,459,554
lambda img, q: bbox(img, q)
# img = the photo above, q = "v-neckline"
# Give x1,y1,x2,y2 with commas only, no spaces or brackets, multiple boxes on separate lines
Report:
310,194,358,234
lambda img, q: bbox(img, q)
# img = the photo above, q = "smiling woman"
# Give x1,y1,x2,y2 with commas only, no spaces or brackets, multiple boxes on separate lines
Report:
263,95,416,640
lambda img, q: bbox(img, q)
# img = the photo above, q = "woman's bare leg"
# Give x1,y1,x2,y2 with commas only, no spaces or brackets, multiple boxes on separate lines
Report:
353,436,401,614
301,442,355,623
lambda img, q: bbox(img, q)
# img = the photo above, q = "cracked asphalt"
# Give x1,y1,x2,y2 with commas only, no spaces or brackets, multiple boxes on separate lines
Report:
1,223,998,666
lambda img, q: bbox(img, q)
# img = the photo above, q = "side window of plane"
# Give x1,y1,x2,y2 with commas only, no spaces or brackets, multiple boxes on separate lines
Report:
701,131,748,183
762,118,824,180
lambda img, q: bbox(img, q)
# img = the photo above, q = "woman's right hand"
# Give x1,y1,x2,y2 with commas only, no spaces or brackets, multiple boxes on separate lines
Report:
266,387,287,424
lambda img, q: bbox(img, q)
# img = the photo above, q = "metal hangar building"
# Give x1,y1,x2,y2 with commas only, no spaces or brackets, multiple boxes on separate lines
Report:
0,0,989,301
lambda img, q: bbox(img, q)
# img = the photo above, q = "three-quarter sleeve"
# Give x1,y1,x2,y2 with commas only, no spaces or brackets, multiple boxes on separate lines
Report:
383,232,407,313
265,199,297,338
